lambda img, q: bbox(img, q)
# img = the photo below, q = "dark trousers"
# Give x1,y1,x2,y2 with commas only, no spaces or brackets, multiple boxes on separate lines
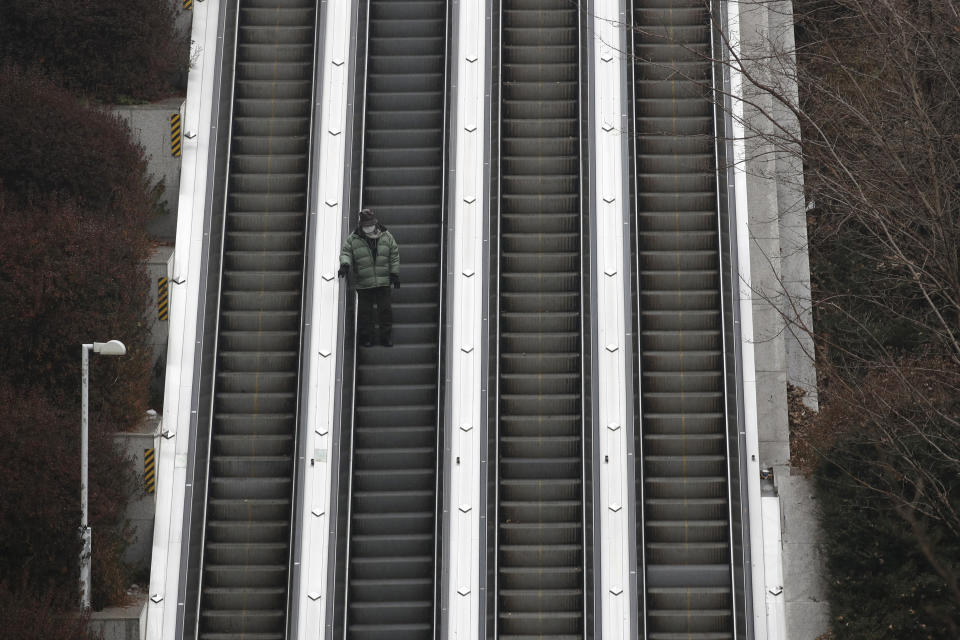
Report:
357,286,392,342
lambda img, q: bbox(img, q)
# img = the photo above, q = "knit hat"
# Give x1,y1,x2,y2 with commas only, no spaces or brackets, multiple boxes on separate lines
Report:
359,209,377,226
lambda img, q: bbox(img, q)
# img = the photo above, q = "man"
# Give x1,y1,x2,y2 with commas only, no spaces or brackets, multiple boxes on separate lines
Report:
338,208,400,347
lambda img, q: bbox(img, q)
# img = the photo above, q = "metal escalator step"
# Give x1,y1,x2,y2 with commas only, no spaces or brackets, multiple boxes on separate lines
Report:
205,520,290,543
210,455,292,477
498,1,584,631
201,586,285,610
220,290,302,312
198,5,315,638
500,500,581,522
648,633,733,640
641,392,724,413
647,543,730,565
237,43,313,63
647,608,732,633
644,477,727,500
239,7,314,25
205,542,288,565
226,211,307,232
350,512,435,536
646,564,730,588
499,456,581,480
347,623,432,640
348,600,432,623
352,469,435,492
500,432,580,458
354,426,435,448
351,533,432,556
238,24,313,44
499,523,582,547
228,190,308,210
641,371,722,392
236,61,313,81
633,7,736,616
646,520,729,542
498,415,582,437
363,164,442,187
647,585,732,609
644,456,727,478
502,9,578,28
350,556,433,580
498,612,582,635
499,566,582,590
349,578,432,600
345,2,446,636
640,290,720,311
212,433,294,456
643,433,725,456
210,476,291,500
217,352,298,374
200,634,282,640
352,490,434,513
223,251,303,271
200,610,285,633
645,498,728,521
203,564,287,588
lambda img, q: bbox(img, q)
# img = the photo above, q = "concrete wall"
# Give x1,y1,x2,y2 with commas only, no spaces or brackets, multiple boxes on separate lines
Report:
738,1,830,637
113,415,160,573
113,99,185,242
145,247,174,388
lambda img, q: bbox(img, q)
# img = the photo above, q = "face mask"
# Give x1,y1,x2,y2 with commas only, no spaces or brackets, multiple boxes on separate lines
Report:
362,225,376,234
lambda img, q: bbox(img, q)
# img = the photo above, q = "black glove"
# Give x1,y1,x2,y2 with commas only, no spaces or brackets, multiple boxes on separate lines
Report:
338,264,350,278
390,273,400,289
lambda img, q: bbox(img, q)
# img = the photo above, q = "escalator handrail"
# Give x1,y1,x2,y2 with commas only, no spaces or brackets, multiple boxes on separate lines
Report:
188,0,244,633
431,0,454,633
490,1,503,634
625,1,650,634
575,0,590,634
710,1,756,635
336,0,373,634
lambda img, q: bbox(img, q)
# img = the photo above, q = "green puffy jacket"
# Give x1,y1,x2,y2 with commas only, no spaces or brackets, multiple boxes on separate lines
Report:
339,226,400,289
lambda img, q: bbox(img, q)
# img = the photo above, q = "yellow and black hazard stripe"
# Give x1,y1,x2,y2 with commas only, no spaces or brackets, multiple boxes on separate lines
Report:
183,0,193,9
144,448,156,493
170,113,182,157
158,276,169,321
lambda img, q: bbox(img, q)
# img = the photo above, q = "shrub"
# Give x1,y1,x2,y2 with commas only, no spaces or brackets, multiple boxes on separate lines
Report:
0,380,135,610
0,66,163,213
0,1,188,102
814,362,960,639
0,581,91,640
0,68,154,430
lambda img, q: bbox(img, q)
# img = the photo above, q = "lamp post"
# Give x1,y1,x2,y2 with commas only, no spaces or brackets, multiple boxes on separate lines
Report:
80,340,126,610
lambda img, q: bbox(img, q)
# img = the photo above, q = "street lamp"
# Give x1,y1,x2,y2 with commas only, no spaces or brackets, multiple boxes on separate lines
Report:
80,340,126,609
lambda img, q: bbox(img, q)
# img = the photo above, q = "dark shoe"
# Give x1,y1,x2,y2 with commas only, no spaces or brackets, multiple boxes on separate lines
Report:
380,337,393,347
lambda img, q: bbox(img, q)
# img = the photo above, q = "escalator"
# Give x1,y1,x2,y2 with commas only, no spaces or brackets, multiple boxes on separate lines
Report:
496,1,585,637
342,0,448,637
197,0,316,637
631,1,735,637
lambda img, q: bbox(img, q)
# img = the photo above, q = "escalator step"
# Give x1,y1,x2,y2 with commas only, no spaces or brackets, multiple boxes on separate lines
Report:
344,1,447,637
498,0,584,636
632,0,735,635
